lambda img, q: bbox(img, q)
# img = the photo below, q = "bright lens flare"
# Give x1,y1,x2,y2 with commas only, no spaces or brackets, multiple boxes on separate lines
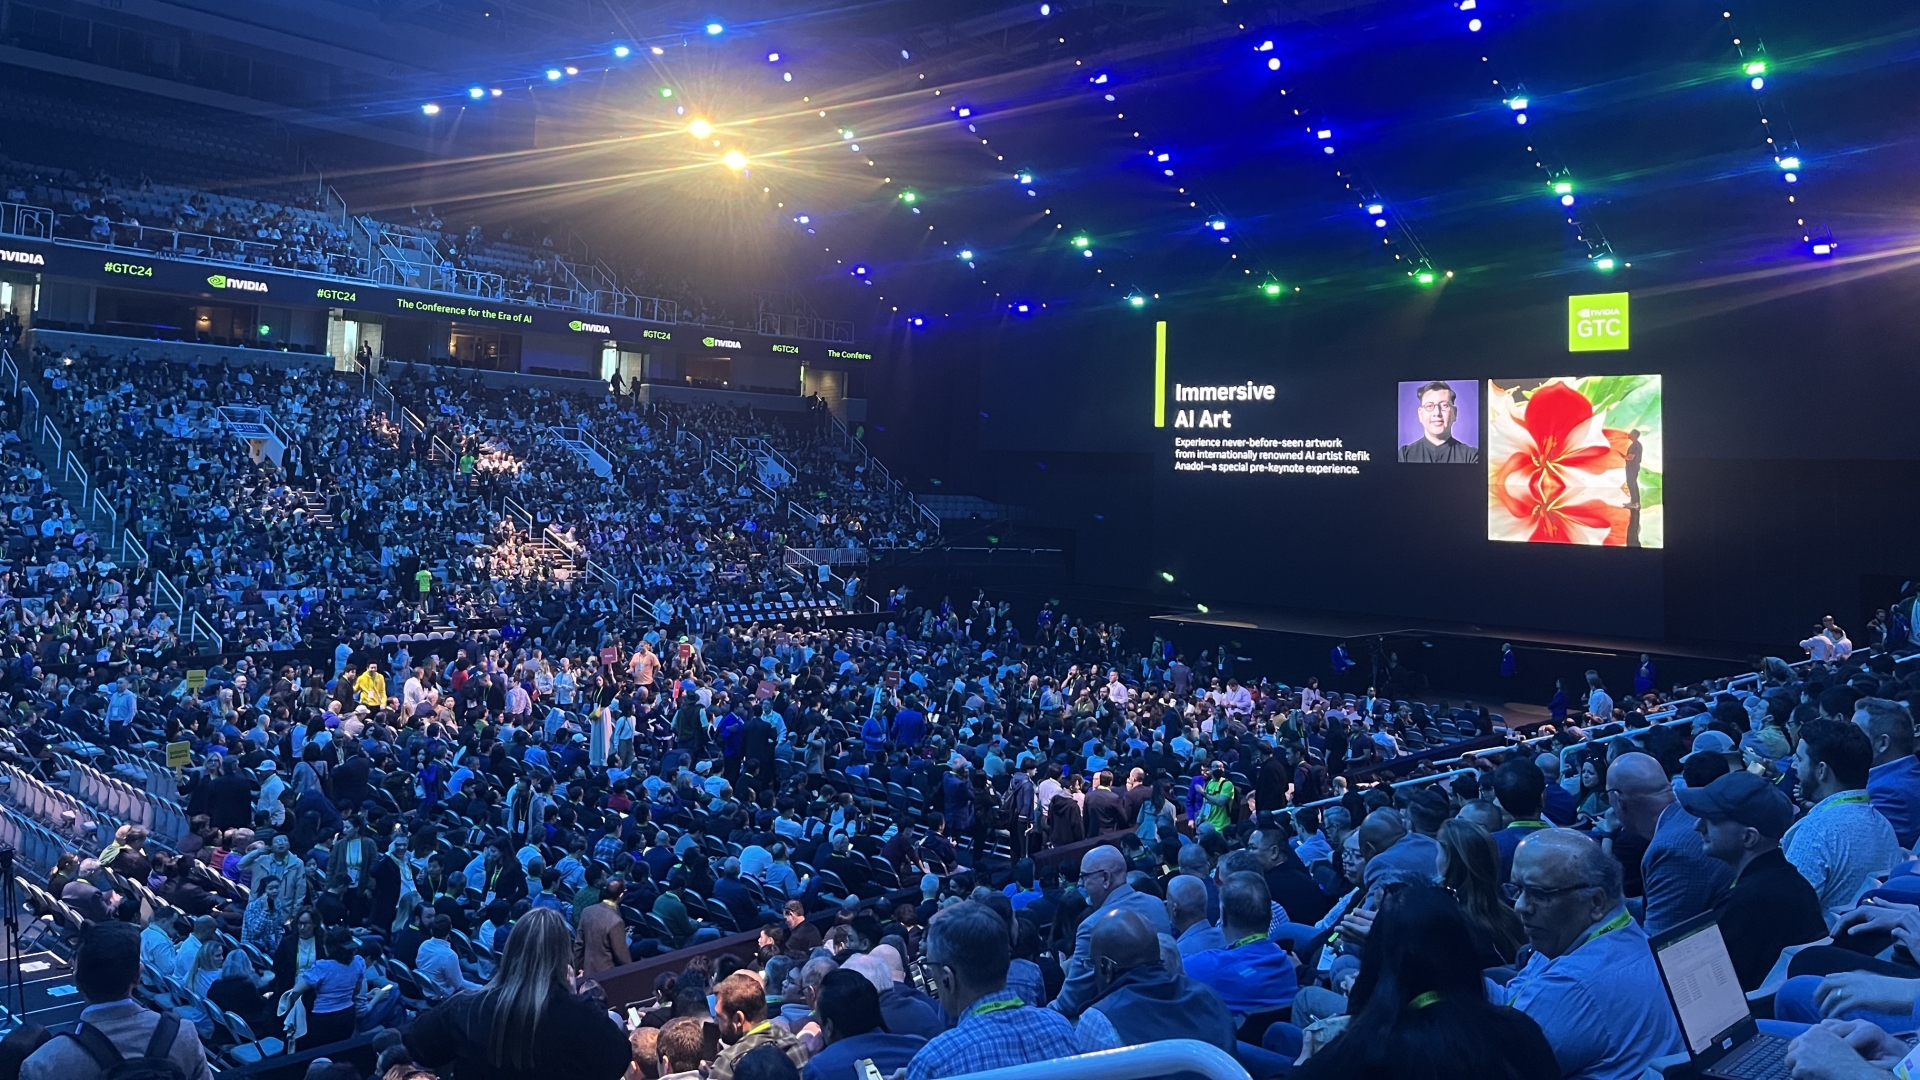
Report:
688,119,714,139
721,150,748,170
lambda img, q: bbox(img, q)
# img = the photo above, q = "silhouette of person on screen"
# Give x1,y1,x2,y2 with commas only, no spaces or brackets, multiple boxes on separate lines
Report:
1399,381,1479,463
1625,429,1644,547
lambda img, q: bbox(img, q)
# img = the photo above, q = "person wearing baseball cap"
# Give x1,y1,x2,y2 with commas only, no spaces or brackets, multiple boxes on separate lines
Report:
1678,771,1827,990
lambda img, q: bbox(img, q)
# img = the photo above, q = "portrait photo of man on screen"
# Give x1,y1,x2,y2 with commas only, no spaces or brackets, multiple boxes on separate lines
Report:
1399,380,1480,463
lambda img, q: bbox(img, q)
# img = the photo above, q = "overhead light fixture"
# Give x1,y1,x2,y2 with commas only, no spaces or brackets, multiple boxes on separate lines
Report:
614,45,631,58
705,22,724,35
1128,294,1146,308
564,66,578,75
1749,76,1765,90
1267,57,1281,70
490,88,502,97
421,103,440,114
1468,18,1483,30
1594,256,1617,271
1508,97,1528,110
1261,280,1283,296
651,46,665,55
467,87,485,99
1039,3,1050,14
546,69,563,80
721,150,748,170
1208,218,1227,231
659,87,674,98
1553,180,1573,195
958,249,974,260
1777,155,1801,170
688,118,714,138
1744,60,1767,76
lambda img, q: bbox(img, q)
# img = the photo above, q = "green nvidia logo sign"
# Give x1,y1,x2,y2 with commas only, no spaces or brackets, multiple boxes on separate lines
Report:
703,336,717,347
569,320,583,331
207,273,268,294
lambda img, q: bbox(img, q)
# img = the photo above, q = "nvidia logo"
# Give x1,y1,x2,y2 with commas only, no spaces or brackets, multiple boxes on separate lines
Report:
703,336,717,347
207,273,268,293
569,320,584,331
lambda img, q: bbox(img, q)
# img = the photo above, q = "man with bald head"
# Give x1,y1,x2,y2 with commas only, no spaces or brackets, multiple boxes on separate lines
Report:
1078,909,1236,1055
1165,874,1226,956
1505,830,1683,1080
1355,808,1439,893
1601,751,1730,936
1050,844,1172,1017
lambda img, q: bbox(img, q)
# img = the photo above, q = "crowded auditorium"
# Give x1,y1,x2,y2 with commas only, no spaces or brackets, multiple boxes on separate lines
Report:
0,2,1908,1080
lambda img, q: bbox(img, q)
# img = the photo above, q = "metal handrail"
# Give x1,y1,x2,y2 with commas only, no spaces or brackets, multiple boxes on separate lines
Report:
188,611,223,654
501,495,536,536
62,449,88,503
153,569,183,623
123,530,149,569
947,1041,1248,1080
0,349,16,397
88,488,116,533
39,415,60,457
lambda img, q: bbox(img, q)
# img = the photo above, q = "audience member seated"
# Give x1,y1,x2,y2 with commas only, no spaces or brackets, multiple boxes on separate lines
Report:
1504,831,1684,1080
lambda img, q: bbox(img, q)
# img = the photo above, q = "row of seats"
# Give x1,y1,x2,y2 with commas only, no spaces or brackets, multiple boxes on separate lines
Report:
0,760,116,845
62,754,190,849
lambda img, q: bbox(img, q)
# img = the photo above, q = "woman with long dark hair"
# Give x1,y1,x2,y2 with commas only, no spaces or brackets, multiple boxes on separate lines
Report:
1435,819,1525,966
403,906,630,1080
1292,884,1557,1080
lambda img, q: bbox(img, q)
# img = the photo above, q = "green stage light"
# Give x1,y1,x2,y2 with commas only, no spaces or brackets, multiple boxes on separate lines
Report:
1261,282,1283,296
1553,181,1573,195
1070,235,1090,248
1744,60,1766,76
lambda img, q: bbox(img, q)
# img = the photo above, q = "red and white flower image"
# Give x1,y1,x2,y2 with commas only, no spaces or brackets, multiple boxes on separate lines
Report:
1486,376,1662,548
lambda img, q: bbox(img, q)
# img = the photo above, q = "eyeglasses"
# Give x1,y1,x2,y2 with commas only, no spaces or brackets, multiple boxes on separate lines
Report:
1501,881,1597,903
1417,402,1456,414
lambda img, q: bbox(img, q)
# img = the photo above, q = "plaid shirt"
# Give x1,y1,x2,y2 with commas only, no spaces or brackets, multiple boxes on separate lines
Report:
594,831,625,863
906,990,1115,1080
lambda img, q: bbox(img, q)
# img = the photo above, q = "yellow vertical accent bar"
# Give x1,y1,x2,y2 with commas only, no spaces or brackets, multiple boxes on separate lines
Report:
1153,320,1167,427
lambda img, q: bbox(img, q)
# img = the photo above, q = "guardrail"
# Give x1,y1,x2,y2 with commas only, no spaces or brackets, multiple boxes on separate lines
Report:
949,1041,1248,1080
39,414,60,457
152,569,183,624
188,611,223,654
89,487,117,534
372,378,398,422
124,530,149,568
62,449,88,503
501,495,537,539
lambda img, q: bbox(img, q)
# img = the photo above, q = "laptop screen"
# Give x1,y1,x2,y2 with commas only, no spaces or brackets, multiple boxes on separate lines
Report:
1653,919,1751,1055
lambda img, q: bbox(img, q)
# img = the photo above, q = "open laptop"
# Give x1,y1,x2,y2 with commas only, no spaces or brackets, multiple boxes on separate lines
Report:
1649,912,1790,1080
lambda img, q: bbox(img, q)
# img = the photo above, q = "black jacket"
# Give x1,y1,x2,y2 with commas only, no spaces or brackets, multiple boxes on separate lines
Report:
1718,849,1828,991
404,987,631,1080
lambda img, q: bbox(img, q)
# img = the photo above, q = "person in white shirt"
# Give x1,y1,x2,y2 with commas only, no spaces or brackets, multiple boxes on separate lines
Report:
413,915,480,999
402,668,428,716
1583,670,1614,723
141,908,180,979
1105,673,1131,707
1801,632,1834,663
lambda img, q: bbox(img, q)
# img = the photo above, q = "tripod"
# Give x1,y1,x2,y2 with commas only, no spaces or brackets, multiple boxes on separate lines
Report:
0,845,20,1027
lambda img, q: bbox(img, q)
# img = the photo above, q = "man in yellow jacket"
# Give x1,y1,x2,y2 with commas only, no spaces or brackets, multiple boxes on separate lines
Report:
354,662,387,711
